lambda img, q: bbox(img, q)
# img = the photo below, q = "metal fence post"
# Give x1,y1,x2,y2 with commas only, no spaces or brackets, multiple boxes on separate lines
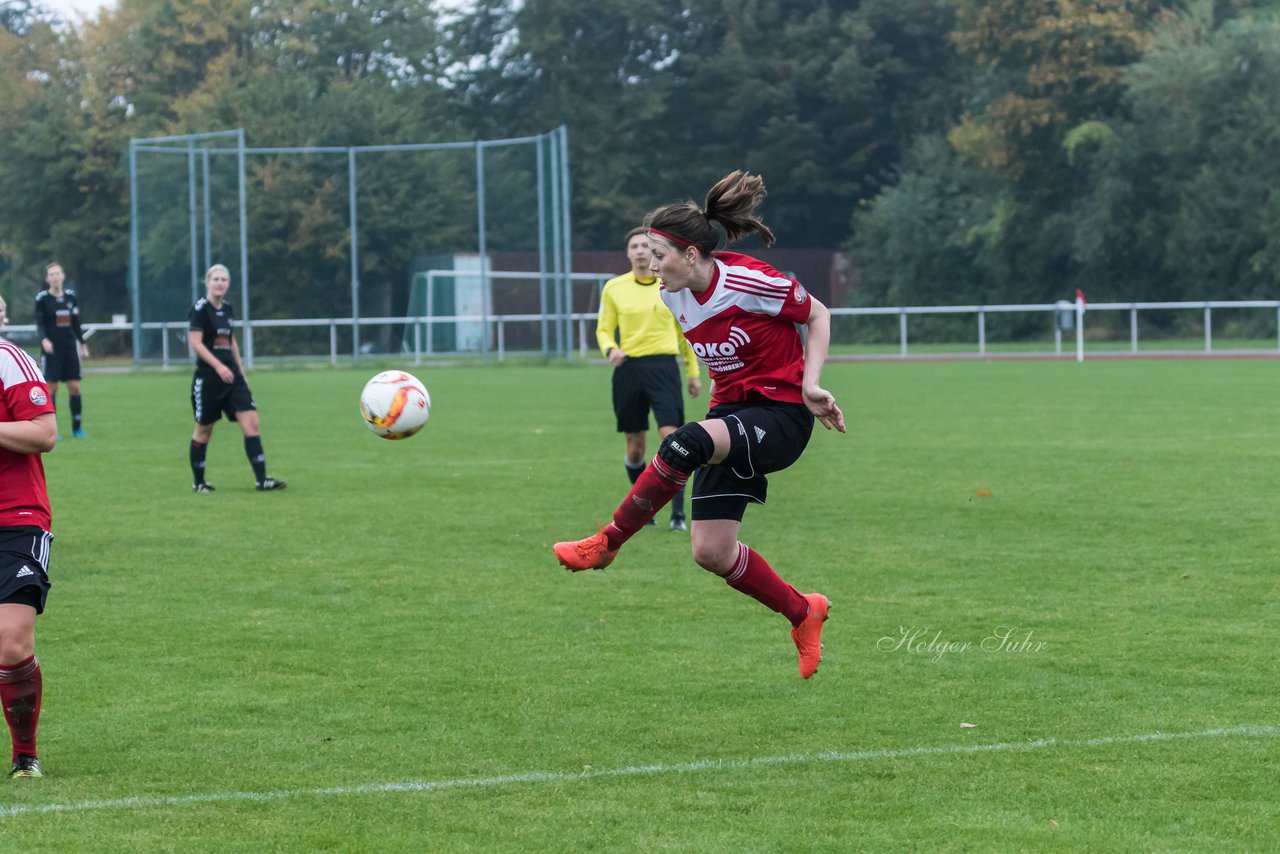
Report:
128,141,141,367
237,129,252,369
187,140,199,306
476,141,490,365
348,147,360,365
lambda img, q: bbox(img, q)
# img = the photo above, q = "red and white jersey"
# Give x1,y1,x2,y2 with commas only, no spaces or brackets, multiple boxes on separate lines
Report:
0,336,54,530
661,251,812,407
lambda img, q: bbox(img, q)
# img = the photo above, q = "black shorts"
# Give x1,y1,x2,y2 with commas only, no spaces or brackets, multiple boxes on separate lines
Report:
691,401,815,523
41,343,81,382
0,527,52,614
192,371,256,425
612,355,684,433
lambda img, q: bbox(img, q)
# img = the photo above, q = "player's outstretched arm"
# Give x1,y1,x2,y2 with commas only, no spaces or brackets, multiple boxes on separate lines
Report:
801,297,846,433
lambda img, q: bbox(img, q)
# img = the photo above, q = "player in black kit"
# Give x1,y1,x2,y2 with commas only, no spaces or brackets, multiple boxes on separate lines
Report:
187,264,286,493
34,263,89,438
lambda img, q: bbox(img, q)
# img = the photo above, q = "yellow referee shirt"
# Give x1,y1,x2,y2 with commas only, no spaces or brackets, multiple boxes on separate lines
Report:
596,272,699,379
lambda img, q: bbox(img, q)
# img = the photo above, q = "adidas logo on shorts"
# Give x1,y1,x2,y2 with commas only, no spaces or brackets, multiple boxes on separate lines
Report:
15,566,35,578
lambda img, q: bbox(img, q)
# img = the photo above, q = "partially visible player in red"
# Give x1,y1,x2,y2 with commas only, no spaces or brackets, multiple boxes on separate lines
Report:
0,295,57,778
554,171,846,679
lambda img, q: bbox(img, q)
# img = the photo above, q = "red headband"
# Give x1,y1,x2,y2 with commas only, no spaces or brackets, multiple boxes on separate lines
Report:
646,228,695,248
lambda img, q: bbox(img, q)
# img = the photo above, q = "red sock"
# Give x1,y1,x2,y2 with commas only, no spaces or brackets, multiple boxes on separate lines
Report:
0,656,42,761
724,544,808,626
604,455,689,550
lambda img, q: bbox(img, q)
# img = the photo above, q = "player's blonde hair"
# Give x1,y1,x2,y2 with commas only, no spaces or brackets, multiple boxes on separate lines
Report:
204,263,230,283
643,170,775,255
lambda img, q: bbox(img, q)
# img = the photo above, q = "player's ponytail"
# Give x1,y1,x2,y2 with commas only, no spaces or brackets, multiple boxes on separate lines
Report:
643,170,775,254
703,170,775,247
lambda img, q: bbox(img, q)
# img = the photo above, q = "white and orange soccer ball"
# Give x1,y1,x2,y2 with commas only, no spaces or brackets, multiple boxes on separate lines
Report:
359,370,431,439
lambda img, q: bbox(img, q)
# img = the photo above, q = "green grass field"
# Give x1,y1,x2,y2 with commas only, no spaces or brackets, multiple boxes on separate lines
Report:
1,359,1277,851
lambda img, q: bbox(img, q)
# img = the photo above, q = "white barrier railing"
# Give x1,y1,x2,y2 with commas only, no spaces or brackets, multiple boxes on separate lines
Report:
3,298,1277,367
827,299,1280,360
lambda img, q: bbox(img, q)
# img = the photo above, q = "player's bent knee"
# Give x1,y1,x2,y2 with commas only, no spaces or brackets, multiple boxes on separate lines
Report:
657,423,715,475
0,643,35,666
0,628,35,665
691,549,734,577
690,540,737,576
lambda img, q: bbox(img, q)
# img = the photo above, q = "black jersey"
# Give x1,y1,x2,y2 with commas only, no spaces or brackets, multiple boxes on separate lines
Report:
188,298,239,376
34,289,84,345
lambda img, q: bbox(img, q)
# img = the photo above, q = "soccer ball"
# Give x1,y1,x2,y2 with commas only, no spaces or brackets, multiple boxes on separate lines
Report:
359,371,431,439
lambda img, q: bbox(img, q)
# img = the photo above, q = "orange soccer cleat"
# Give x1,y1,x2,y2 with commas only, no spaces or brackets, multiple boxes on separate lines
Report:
553,530,618,571
790,593,830,679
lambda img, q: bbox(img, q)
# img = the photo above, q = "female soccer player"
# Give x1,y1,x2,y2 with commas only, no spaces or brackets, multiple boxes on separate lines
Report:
596,226,701,530
0,295,57,778
187,264,286,493
554,171,846,679
34,263,89,438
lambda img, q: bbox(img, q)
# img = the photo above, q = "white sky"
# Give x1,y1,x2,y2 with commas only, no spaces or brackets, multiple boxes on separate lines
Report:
42,0,469,25
44,0,116,23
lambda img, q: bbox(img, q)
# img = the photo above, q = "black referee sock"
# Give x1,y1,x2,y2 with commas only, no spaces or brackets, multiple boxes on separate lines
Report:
244,435,267,483
671,487,685,519
625,458,645,485
190,440,208,485
70,394,82,431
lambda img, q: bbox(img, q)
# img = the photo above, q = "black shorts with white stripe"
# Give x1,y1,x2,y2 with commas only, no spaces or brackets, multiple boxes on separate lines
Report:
191,370,256,426
0,526,52,614
41,345,81,383
690,401,814,522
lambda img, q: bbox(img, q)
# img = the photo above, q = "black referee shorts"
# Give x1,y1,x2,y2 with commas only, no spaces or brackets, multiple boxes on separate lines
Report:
691,401,815,523
41,344,81,382
0,527,52,614
612,354,685,433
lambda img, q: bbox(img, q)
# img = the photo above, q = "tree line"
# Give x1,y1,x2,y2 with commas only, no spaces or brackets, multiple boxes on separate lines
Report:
1,0,1276,326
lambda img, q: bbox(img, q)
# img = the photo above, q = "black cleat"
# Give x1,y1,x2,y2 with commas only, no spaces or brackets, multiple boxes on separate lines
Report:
193,483,215,493
9,755,42,779
669,513,688,532
256,477,287,491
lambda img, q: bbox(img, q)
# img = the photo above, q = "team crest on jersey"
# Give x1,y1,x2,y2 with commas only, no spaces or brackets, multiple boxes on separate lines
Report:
29,387,47,406
793,285,808,304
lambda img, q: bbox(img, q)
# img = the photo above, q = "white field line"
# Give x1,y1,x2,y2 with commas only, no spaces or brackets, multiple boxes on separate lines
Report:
2,724,1275,819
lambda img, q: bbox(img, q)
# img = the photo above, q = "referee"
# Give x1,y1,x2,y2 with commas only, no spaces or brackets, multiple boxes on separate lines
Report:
596,226,701,530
